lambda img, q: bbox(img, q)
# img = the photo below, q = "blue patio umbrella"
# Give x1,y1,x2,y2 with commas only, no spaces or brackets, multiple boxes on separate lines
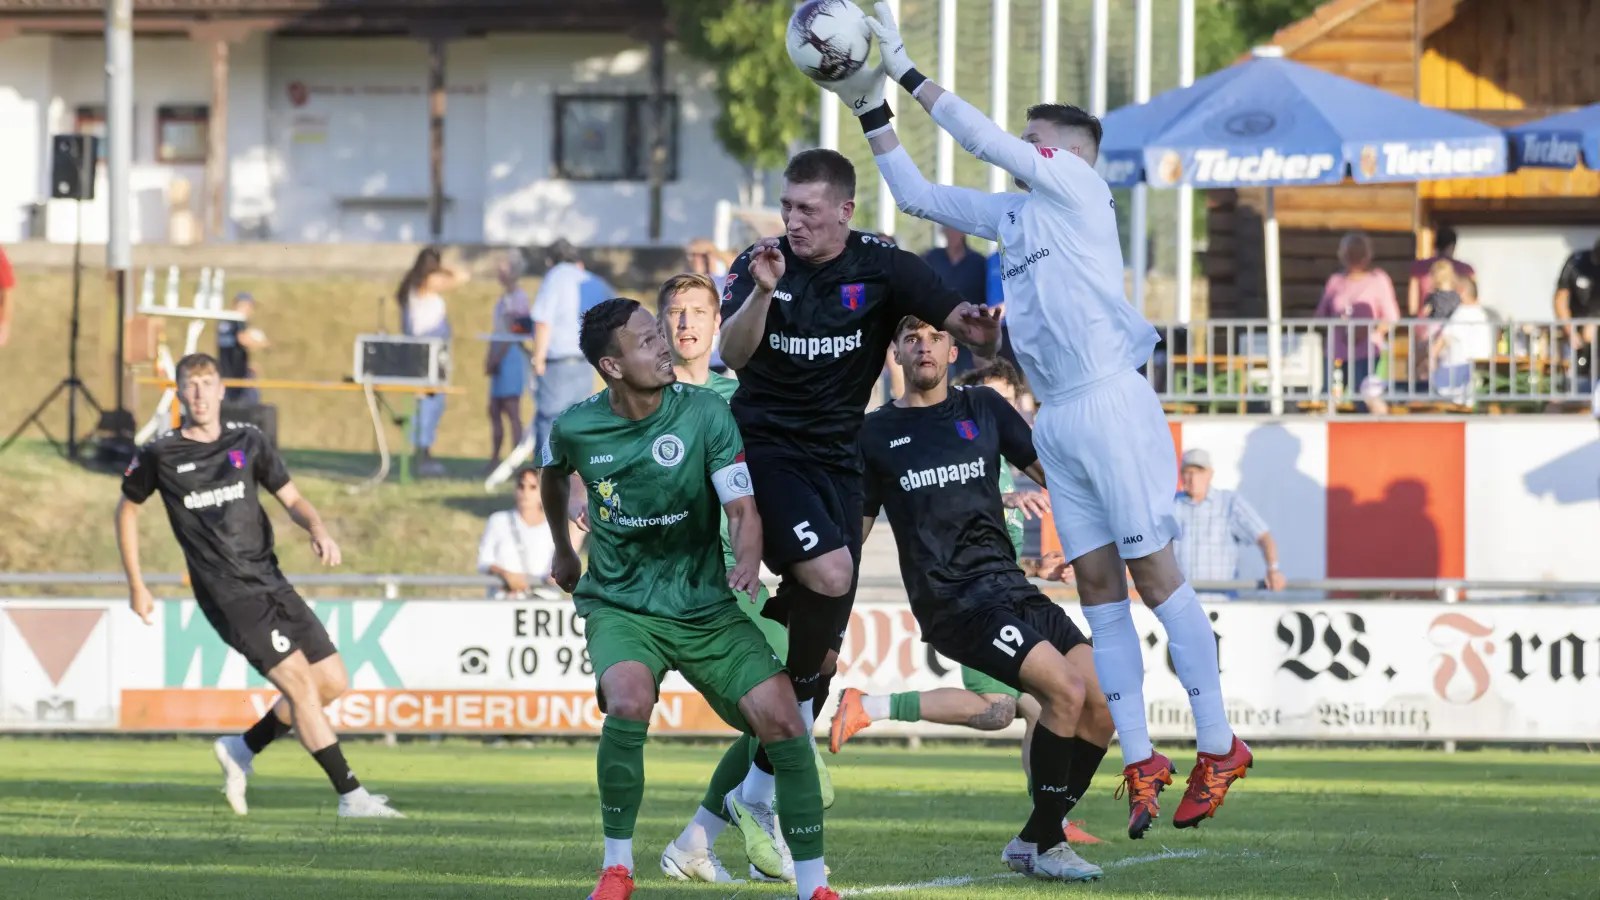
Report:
1506,103,1600,170
1095,45,1507,411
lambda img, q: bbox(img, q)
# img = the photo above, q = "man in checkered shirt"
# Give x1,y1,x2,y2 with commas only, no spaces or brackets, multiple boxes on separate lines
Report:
1172,449,1286,595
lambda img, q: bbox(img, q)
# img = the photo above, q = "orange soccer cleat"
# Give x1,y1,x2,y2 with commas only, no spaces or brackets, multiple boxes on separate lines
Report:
829,687,874,754
586,865,634,900
1063,820,1104,844
1174,736,1253,829
808,889,842,900
1114,752,1175,839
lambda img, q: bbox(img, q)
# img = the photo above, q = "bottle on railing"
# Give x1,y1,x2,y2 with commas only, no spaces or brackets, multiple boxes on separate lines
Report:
1331,362,1345,403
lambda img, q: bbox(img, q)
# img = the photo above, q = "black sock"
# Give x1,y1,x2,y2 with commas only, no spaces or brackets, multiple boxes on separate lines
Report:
785,585,846,704
1063,736,1108,816
752,745,775,775
1019,724,1075,850
811,669,835,720
242,711,292,755
310,743,362,795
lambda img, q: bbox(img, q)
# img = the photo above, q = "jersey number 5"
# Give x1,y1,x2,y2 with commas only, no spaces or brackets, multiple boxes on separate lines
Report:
992,625,1025,658
793,521,820,553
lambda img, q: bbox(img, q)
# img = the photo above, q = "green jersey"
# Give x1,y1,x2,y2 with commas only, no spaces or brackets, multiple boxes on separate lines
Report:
542,382,748,619
999,465,1025,558
698,372,744,571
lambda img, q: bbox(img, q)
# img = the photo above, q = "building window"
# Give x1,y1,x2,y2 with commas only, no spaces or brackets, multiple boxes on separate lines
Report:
156,104,209,164
554,94,679,182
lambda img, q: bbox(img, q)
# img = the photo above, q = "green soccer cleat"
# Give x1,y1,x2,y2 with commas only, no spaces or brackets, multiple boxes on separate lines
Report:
725,787,785,880
813,741,835,810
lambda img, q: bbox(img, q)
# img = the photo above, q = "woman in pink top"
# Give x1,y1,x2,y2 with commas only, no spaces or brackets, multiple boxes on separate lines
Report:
1316,231,1399,411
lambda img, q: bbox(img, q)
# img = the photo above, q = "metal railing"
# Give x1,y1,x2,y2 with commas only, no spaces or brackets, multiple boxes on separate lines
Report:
1147,317,1600,413
4,573,1599,604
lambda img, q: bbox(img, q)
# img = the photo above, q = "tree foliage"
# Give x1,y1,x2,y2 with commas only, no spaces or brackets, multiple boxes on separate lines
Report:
667,0,818,171
1196,0,1326,75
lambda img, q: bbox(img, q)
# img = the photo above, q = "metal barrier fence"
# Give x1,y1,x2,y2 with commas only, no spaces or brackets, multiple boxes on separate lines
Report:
1147,317,1600,413
4,573,1598,603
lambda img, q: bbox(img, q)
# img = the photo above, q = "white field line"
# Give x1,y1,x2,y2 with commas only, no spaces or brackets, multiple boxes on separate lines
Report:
838,847,1211,896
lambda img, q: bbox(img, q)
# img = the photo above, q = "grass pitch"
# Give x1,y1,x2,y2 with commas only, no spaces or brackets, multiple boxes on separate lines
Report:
0,738,1594,899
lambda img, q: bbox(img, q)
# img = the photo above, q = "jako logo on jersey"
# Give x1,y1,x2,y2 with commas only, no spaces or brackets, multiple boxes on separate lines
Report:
589,454,613,464
955,420,979,440
1000,248,1050,281
183,482,247,510
773,289,794,302
1121,534,1144,545
889,436,911,448
176,462,196,473
228,450,246,469
651,434,686,468
769,329,864,360
840,283,865,310
899,456,986,492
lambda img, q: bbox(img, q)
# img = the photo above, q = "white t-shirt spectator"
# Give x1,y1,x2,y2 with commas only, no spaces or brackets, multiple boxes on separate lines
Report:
477,510,554,593
405,291,451,340
532,262,586,360
1437,304,1494,368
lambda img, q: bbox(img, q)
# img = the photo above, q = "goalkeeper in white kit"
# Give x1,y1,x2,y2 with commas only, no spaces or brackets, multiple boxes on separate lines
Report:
808,3,1254,841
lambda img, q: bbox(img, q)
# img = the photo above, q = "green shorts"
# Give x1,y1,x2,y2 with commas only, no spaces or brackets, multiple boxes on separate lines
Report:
961,665,1021,699
736,582,788,661
585,602,785,734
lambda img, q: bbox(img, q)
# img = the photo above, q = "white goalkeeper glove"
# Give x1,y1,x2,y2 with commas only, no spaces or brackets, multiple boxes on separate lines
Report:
815,61,895,137
866,2,917,84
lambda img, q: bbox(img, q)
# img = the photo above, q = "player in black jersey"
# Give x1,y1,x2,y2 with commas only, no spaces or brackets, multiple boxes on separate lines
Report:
857,318,1113,882
115,353,402,819
716,148,1002,861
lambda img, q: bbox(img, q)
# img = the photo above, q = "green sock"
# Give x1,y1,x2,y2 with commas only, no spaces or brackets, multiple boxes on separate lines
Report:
765,735,824,862
597,717,649,839
889,691,922,722
699,733,756,821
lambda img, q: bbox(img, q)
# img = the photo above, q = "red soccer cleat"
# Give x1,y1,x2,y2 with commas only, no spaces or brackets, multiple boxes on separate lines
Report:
829,687,874,754
586,865,634,900
808,889,841,900
1174,736,1253,829
1114,752,1175,839
1064,819,1104,844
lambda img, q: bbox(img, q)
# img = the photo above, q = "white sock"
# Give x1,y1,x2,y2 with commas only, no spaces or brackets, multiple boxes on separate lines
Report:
797,699,819,750
228,734,255,761
741,765,776,806
861,694,891,720
340,785,370,802
794,857,828,899
603,836,634,873
677,805,728,853
1152,582,1234,755
1081,599,1155,765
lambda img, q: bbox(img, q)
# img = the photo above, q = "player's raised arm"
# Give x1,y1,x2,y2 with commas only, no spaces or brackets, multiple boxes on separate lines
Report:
887,250,1004,359
717,240,785,370
866,3,1098,209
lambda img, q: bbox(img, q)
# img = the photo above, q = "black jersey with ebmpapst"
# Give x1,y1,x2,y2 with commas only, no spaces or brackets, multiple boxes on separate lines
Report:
721,233,967,472
121,423,292,599
861,385,1040,633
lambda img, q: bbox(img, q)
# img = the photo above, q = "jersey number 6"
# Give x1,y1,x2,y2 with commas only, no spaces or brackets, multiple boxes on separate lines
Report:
991,625,1025,658
271,629,292,654
793,521,820,553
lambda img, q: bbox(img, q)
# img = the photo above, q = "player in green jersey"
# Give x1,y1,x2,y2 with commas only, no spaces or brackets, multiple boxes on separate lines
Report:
654,274,831,884
828,359,1104,845
539,297,836,900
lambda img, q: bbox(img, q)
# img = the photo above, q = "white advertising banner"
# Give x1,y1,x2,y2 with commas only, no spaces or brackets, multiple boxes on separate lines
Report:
1,597,1596,741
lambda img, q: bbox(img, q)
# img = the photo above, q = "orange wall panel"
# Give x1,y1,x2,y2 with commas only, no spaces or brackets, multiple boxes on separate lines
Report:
1326,421,1465,578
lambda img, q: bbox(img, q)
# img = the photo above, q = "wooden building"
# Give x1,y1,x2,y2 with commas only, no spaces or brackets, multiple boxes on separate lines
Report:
1206,0,1600,323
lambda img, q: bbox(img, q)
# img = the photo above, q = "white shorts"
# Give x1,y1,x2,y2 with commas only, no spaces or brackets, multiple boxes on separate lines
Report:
1034,369,1179,562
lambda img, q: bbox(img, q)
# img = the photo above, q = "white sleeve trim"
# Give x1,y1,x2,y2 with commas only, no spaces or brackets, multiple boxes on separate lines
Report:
711,461,754,505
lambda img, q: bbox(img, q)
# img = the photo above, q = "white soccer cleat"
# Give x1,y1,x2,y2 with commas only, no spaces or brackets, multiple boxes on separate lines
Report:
660,839,742,883
1030,843,1103,882
1002,837,1038,875
212,736,253,816
337,789,405,818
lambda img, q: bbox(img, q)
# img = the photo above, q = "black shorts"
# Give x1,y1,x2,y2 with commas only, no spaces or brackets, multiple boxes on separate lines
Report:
926,587,1090,693
195,583,337,677
744,447,864,571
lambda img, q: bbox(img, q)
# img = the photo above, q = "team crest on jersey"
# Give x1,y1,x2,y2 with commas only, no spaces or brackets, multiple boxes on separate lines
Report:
652,434,686,468
955,420,980,440
592,478,622,522
228,450,246,469
840,283,865,310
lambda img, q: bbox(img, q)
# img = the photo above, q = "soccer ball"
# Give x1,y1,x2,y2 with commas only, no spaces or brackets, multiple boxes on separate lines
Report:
786,0,873,83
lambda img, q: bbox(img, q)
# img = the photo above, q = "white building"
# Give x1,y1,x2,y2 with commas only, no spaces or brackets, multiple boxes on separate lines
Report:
0,1,749,247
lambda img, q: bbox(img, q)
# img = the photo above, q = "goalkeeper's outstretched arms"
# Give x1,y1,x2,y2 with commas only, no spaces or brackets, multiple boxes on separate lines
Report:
864,2,1101,211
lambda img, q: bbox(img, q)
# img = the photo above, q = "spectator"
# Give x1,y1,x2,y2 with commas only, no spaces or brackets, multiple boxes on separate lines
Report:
1407,224,1474,316
923,227,990,377
578,264,615,319
486,253,530,470
530,239,597,455
397,246,469,477
1172,449,1285,596
1554,237,1600,392
1316,231,1398,414
477,465,555,597
216,292,267,405
1418,259,1462,321
1432,276,1494,403
0,242,13,347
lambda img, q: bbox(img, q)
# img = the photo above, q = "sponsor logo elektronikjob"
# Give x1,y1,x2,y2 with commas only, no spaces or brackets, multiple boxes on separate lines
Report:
999,248,1050,281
